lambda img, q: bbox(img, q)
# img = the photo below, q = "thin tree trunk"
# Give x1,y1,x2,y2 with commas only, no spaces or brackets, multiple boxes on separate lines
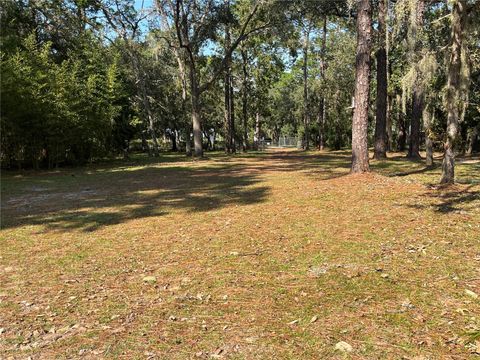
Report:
204,130,212,150
141,129,148,153
408,0,425,159
386,94,393,151
302,26,310,150
466,127,478,155
424,106,434,166
318,16,327,151
131,50,159,156
241,49,249,151
224,0,235,154
224,66,232,153
386,0,392,151
254,112,261,150
397,93,406,151
374,0,387,159
230,76,235,152
440,0,467,184
351,0,372,173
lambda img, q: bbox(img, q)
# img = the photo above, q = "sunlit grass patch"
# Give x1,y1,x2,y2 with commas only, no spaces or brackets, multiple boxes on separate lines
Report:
1,149,479,358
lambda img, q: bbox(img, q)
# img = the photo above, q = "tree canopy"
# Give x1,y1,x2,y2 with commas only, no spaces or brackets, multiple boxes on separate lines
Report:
1,0,479,182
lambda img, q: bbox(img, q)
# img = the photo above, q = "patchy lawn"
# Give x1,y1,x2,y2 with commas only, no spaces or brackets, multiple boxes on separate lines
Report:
1,149,479,359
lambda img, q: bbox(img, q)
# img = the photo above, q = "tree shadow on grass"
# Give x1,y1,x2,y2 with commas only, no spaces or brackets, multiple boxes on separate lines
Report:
407,184,480,214
1,163,269,232
252,150,352,180
385,164,439,177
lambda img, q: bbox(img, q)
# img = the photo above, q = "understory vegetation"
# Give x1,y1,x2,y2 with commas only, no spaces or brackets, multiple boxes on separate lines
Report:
1,0,479,177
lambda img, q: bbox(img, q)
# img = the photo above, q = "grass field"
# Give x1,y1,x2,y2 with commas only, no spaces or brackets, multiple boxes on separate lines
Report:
1,149,479,359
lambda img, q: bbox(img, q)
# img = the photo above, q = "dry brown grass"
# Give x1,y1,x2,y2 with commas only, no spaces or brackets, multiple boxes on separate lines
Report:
1,149,479,359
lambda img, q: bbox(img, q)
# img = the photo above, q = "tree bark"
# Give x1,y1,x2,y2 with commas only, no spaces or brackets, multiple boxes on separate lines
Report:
408,89,423,159
386,94,393,151
185,125,192,156
302,25,310,150
141,129,148,153
373,0,387,159
424,106,433,166
396,93,407,151
440,0,467,184
408,0,425,160
241,49,249,151
318,16,327,151
254,112,261,150
172,47,191,156
189,66,203,157
171,130,178,152
230,76,235,151
351,0,372,173
224,3,235,154
466,127,478,155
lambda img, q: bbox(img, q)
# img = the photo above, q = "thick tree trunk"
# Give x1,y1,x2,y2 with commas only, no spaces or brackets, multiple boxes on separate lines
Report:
302,26,310,150
172,47,191,157
186,58,204,157
351,0,372,173
171,130,178,152
318,17,327,151
374,0,387,159
185,124,192,156
191,91,203,158
408,89,423,158
440,0,467,184
424,106,434,166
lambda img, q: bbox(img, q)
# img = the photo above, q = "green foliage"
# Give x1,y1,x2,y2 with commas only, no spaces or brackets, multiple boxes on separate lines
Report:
1,34,123,168
1,0,479,166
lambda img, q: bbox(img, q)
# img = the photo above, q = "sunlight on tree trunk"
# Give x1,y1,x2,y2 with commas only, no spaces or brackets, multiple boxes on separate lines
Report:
318,16,327,151
424,105,434,166
440,0,468,184
303,25,310,150
351,0,372,173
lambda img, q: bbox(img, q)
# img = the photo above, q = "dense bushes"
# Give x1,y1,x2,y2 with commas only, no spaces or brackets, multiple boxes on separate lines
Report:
1,34,127,168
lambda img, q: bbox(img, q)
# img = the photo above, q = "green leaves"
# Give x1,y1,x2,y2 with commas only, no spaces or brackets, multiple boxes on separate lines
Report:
1,32,123,168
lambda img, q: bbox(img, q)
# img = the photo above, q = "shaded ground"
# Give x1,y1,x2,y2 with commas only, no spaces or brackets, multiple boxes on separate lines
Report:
1,149,479,359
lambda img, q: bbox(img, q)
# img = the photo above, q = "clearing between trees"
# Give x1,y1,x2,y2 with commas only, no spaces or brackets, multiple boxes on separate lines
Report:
1,149,479,359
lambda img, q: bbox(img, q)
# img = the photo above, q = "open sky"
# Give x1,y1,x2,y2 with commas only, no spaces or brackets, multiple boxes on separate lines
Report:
135,0,153,10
